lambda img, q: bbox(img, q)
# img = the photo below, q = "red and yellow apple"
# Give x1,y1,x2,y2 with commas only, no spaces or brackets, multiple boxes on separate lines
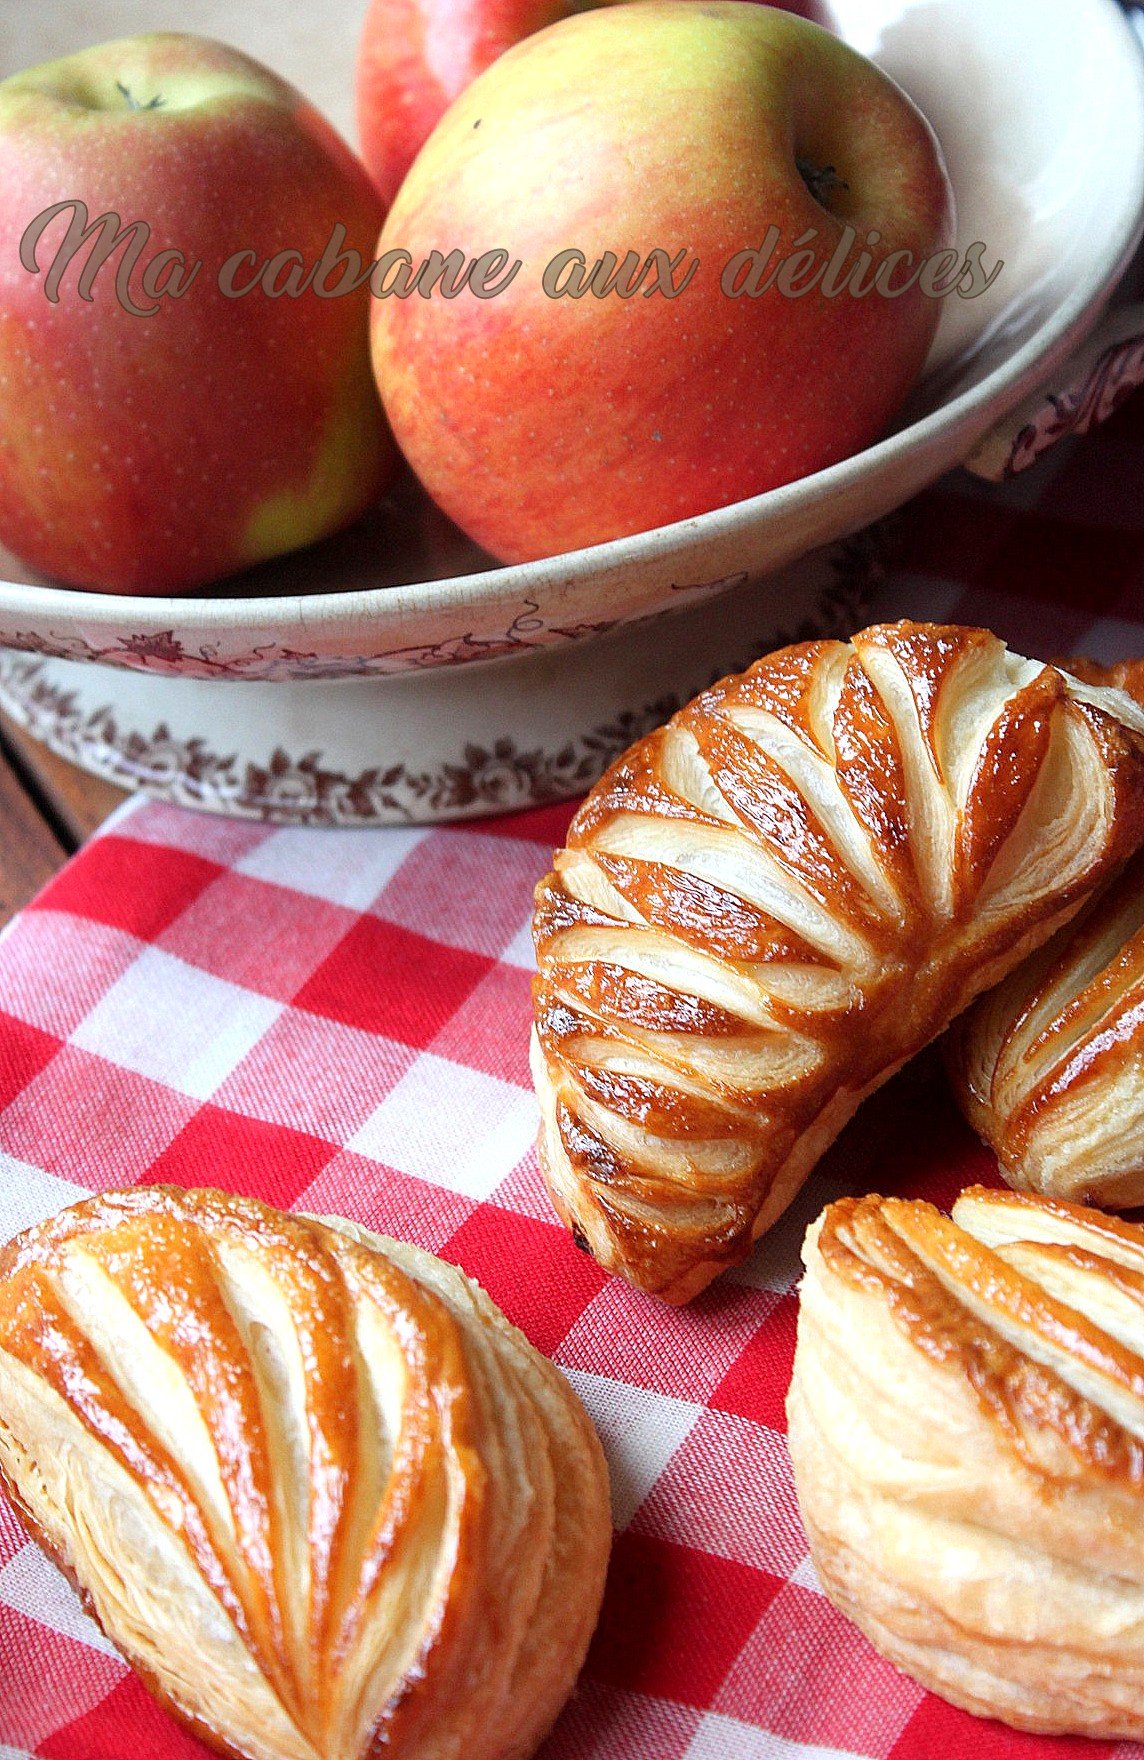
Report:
356,0,833,206
370,1,954,564
0,33,394,595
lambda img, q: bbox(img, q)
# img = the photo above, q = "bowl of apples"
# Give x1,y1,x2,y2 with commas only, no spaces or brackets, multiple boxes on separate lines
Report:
0,0,1140,825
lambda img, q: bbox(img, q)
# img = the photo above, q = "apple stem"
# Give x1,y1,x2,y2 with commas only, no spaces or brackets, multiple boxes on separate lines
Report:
796,157,849,209
116,81,165,112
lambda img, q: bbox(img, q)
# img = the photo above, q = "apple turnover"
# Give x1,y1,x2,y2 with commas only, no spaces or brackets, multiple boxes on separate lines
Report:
0,1186,611,1760
531,621,1144,1302
950,843,1144,1205
788,1186,1144,1737
950,653,1144,1207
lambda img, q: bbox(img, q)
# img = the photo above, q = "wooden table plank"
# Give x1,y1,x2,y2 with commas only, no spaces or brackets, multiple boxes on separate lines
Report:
0,744,68,928
0,712,128,847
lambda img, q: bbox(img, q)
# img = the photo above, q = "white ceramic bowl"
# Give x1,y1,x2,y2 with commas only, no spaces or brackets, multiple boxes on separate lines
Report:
0,0,1142,822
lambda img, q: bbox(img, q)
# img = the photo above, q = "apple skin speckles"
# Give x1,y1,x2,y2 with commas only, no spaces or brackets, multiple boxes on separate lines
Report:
0,33,393,594
369,2,954,565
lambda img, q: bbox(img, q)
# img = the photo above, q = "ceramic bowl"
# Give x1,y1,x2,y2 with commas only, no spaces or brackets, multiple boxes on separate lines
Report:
0,0,1142,822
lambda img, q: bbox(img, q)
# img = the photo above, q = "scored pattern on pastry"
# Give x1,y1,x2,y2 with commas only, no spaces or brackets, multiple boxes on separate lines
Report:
950,652,1144,1208
531,622,1144,1302
0,1187,611,1760
788,1187,1144,1738
950,842,1144,1205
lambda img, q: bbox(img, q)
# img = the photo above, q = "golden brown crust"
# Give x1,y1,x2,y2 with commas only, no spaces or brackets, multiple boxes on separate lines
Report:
531,622,1144,1301
950,655,1144,1207
788,1187,1144,1737
949,848,1144,1205
0,1187,611,1760
1061,654,1144,702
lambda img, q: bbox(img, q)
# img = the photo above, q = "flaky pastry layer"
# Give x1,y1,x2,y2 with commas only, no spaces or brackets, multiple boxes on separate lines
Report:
0,1186,611,1760
531,621,1144,1301
788,1186,1144,1737
950,654,1144,1205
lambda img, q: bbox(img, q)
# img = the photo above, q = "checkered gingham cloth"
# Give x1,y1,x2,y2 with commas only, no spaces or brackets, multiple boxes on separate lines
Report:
2,389,1144,1760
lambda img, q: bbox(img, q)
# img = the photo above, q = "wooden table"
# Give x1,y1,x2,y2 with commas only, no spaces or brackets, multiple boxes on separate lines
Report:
0,714,127,928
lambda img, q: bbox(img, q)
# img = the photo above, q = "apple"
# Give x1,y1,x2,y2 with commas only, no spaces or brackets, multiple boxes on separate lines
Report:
356,0,834,206
0,33,394,595
370,1,954,564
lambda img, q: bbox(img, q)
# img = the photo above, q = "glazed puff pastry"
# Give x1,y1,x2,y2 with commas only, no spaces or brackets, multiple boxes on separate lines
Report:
949,844,1144,1205
787,1186,1144,1737
0,1186,611,1760
950,653,1144,1206
530,621,1144,1302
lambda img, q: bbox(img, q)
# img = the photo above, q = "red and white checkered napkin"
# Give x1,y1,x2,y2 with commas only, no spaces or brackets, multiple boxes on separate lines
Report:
2,394,1144,1760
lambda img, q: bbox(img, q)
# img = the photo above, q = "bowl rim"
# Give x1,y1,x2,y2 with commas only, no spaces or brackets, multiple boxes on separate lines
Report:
1,0,1142,638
